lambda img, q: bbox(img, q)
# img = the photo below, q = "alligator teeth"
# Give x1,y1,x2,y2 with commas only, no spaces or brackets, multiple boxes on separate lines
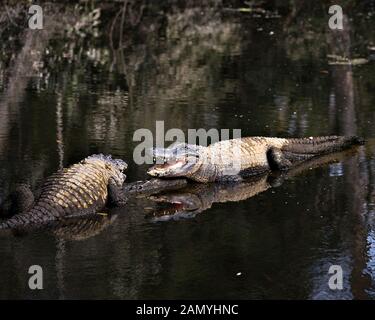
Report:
152,156,169,164
97,212,108,216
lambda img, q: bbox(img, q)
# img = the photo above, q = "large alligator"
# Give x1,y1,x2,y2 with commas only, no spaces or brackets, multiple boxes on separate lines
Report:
0,156,187,237
147,148,359,221
0,154,128,231
147,136,364,182
147,174,271,221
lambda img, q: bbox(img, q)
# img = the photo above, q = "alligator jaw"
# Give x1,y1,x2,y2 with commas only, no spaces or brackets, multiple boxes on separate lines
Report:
147,143,201,178
147,160,186,177
146,193,201,221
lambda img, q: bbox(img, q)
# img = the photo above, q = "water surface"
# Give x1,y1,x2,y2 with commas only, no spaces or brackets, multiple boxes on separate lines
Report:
0,3,375,299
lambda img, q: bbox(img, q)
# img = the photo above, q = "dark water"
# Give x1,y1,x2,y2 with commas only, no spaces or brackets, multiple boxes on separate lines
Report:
1,4,375,299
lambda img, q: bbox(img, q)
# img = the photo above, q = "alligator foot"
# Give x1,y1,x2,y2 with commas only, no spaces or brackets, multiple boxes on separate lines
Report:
108,178,128,206
0,184,34,217
267,171,288,188
267,147,292,171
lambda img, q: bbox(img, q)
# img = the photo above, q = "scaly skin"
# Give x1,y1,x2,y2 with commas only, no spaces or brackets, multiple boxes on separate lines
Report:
147,136,364,182
147,174,271,221
123,178,188,197
0,154,127,231
0,178,188,237
147,148,360,221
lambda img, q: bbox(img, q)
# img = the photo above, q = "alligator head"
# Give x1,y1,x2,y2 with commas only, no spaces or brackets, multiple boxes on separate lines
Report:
147,143,203,178
147,191,204,221
83,154,128,185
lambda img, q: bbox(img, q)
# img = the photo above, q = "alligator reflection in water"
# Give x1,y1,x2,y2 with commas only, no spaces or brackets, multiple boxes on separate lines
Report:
0,178,187,240
147,148,362,221
32,213,116,241
0,207,118,241
65,178,188,240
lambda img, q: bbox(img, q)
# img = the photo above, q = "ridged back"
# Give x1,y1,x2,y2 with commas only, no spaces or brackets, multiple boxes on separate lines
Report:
35,162,110,217
282,136,363,154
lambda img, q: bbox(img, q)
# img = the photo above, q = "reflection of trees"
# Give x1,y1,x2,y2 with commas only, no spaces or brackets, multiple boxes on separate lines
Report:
306,13,374,299
1,1,375,298
0,5,80,195
114,6,244,133
274,7,375,298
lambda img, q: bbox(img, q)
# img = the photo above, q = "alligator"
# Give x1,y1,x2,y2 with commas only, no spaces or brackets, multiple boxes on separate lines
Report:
0,154,128,232
0,159,188,237
147,135,364,182
53,179,186,240
147,148,360,221
147,174,271,221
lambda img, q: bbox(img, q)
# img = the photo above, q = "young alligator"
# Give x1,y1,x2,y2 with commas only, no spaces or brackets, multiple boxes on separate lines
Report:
147,136,364,182
0,154,127,231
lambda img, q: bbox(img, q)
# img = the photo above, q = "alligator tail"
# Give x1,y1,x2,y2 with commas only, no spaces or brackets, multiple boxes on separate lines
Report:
0,219,14,230
283,135,365,155
0,212,33,231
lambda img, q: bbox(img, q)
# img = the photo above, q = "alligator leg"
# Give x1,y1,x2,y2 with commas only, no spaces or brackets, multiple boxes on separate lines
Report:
267,171,288,188
108,178,128,206
267,147,292,171
2,184,35,216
